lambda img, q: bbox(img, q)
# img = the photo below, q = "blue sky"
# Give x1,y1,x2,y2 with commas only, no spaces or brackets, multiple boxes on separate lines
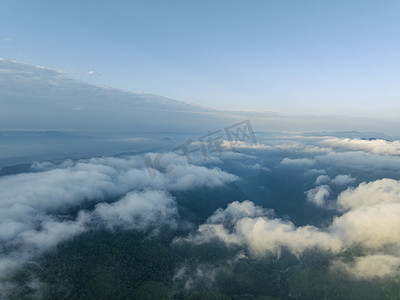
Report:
1,0,400,116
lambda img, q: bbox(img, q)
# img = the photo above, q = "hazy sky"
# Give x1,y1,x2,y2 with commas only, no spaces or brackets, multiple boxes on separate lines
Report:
1,0,399,116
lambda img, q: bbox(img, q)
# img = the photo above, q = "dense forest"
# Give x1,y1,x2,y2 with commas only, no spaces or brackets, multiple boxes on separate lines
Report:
2,147,400,299
7,228,400,299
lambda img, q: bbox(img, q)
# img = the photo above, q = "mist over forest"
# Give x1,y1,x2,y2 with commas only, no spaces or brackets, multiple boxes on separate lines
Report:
1,1,400,298
0,60,399,299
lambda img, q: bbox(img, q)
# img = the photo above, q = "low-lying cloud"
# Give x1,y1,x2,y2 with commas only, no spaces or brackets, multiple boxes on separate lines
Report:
306,185,331,207
180,178,400,279
321,137,400,156
0,153,238,281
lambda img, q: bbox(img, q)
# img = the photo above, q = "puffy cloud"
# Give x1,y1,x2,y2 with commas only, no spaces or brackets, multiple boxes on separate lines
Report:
0,153,238,279
330,203,400,249
315,175,330,185
94,190,179,230
321,137,400,156
143,152,236,187
183,215,342,259
160,165,238,190
180,178,400,278
233,217,342,257
306,185,331,207
336,178,400,211
306,174,356,208
306,175,356,208
179,200,342,257
332,255,400,280
17,215,88,250
329,180,400,251
0,213,89,278
206,200,274,226
331,174,355,186
0,190,182,278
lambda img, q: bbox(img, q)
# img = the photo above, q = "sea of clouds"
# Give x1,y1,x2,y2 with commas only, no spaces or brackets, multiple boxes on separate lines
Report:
1,135,400,296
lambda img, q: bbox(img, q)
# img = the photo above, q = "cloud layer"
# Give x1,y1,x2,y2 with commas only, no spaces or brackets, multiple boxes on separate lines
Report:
0,153,238,280
321,137,400,155
180,178,400,279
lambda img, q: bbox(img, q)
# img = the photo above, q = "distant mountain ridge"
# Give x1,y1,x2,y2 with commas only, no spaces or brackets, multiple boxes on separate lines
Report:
1,59,398,136
0,59,226,135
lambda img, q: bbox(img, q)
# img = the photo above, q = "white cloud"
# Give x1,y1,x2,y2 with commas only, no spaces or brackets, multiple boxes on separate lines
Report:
331,174,355,186
280,157,316,167
17,214,88,250
0,153,238,279
330,202,400,249
206,200,274,226
178,200,342,257
94,190,179,230
336,178,400,211
304,169,326,176
316,151,400,170
332,255,400,280
221,140,331,153
321,137,400,156
306,185,331,207
315,175,330,185
180,178,400,279
234,217,341,257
